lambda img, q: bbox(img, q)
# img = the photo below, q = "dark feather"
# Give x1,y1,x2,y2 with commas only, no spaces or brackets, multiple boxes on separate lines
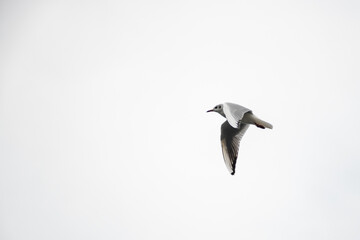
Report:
220,121,249,175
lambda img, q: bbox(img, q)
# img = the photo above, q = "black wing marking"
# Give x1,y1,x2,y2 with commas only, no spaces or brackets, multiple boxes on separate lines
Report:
220,121,249,175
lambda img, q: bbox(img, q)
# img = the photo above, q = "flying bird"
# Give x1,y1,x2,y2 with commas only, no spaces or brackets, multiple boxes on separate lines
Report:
207,102,273,175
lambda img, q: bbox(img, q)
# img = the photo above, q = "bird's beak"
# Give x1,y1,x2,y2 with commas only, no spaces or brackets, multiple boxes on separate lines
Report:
206,109,214,113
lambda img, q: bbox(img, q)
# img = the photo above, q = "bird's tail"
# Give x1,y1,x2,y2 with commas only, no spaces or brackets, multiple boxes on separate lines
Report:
242,112,273,129
253,116,273,129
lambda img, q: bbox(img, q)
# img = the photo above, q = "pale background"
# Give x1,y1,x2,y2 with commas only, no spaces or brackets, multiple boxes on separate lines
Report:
1,1,359,239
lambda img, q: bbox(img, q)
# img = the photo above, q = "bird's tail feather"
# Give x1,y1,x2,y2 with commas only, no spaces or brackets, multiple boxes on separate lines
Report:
242,112,273,129
253,116,273,129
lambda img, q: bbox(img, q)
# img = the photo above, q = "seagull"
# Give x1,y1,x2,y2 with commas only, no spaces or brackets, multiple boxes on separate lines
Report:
207,102,273,175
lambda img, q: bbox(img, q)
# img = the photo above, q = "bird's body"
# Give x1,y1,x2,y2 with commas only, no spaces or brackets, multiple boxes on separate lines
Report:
207,102,272,175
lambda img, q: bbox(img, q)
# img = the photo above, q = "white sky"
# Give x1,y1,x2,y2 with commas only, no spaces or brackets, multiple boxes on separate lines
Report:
1,1,360,239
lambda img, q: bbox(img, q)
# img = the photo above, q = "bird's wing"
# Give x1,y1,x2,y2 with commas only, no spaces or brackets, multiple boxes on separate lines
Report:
220,121,249,175
223,102,251,128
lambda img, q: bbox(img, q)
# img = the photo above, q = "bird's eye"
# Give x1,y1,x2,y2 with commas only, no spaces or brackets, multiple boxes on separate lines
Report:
219,106,222,109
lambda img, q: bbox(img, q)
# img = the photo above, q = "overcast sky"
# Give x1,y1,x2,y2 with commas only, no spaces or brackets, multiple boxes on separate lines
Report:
1,1,360,239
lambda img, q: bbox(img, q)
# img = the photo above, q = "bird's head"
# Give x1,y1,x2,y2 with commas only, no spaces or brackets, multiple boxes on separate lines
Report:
207,104,225,117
